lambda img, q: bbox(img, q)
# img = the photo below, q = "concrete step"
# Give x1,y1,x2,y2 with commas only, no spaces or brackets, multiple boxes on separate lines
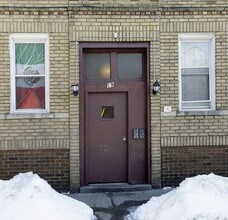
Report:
80,183,152,193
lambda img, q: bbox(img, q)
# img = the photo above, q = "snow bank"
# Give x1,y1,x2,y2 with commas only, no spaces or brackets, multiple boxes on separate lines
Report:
126,173,228,220
0,172,96,220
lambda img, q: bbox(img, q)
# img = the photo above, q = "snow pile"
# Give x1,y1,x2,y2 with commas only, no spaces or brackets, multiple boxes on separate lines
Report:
126,173,228,220
0,172,96,220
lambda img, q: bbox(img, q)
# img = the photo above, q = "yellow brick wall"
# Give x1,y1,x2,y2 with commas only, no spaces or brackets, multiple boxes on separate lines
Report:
0,9,70,151
160,10,228,148
0,1,68,7
161,0,227,7
2,1,228,189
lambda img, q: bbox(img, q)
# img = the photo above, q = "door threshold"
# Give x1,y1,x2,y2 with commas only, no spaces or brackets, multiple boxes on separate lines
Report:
80,183,151,193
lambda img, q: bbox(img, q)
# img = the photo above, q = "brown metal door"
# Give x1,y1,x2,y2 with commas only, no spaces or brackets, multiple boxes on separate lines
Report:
80,43,150,185
86,92,127,183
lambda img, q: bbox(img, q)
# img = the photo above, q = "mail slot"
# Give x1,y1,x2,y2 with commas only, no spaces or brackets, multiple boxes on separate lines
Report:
132,128,145,140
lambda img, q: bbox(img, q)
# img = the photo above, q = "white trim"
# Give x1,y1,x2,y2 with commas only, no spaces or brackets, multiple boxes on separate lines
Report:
161,110,223,117
178,33,215,111
9,33,49,114
179,33,215,41
10,33,49,42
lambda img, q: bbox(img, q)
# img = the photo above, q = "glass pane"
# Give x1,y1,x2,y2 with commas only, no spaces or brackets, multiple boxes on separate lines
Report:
182,74,209,101
101,106,114,119
85,54,110,80
182,102,210,108
16,77,45,109
15,43,45,75
181,42,209,67
182,67,209,75
118,53,142,79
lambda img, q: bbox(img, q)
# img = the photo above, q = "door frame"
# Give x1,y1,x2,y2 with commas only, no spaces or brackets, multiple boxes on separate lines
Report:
79,42,151,186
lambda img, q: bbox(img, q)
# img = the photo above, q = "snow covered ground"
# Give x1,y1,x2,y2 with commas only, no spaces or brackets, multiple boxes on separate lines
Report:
0,172,96,220
126,173,228,220
2,172,228,220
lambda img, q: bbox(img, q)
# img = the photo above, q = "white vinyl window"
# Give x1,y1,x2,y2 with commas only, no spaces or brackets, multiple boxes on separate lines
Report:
10,33,49,114
179,33,215,111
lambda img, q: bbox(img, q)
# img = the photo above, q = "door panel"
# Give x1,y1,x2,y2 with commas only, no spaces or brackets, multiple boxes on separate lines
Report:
129,85,147,183
86,92,127,183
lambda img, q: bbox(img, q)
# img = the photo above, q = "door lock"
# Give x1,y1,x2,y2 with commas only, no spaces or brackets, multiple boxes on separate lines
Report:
123,137,127,142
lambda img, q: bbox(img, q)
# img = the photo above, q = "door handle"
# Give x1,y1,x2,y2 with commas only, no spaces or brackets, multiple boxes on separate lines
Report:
123,137,127,142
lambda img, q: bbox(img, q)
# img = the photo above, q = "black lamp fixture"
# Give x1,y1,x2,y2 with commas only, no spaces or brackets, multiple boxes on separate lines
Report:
71,84,79,96
152,80,160,95
152,40,160,95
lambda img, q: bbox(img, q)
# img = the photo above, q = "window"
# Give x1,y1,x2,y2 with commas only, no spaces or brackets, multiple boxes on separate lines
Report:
179,33,215,111
10,33,49,113
84,48,145,81
101,106,114,119
118,53,143,79
85,54,110,80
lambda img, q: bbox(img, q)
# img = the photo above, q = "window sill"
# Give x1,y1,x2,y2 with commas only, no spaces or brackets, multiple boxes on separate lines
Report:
161,110,226,117
177,110,222,116
0,113,69,120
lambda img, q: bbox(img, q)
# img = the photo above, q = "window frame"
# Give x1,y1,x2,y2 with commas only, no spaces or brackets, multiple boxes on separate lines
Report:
179,33,215,111
10,33,50,114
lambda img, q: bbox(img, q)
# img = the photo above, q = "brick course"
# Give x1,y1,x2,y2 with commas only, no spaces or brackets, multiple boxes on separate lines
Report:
162,146,228,187
0,149,70,191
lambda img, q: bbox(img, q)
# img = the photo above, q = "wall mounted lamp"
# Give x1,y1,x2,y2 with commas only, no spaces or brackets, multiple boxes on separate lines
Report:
71,84,79,96
152,80,160,95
